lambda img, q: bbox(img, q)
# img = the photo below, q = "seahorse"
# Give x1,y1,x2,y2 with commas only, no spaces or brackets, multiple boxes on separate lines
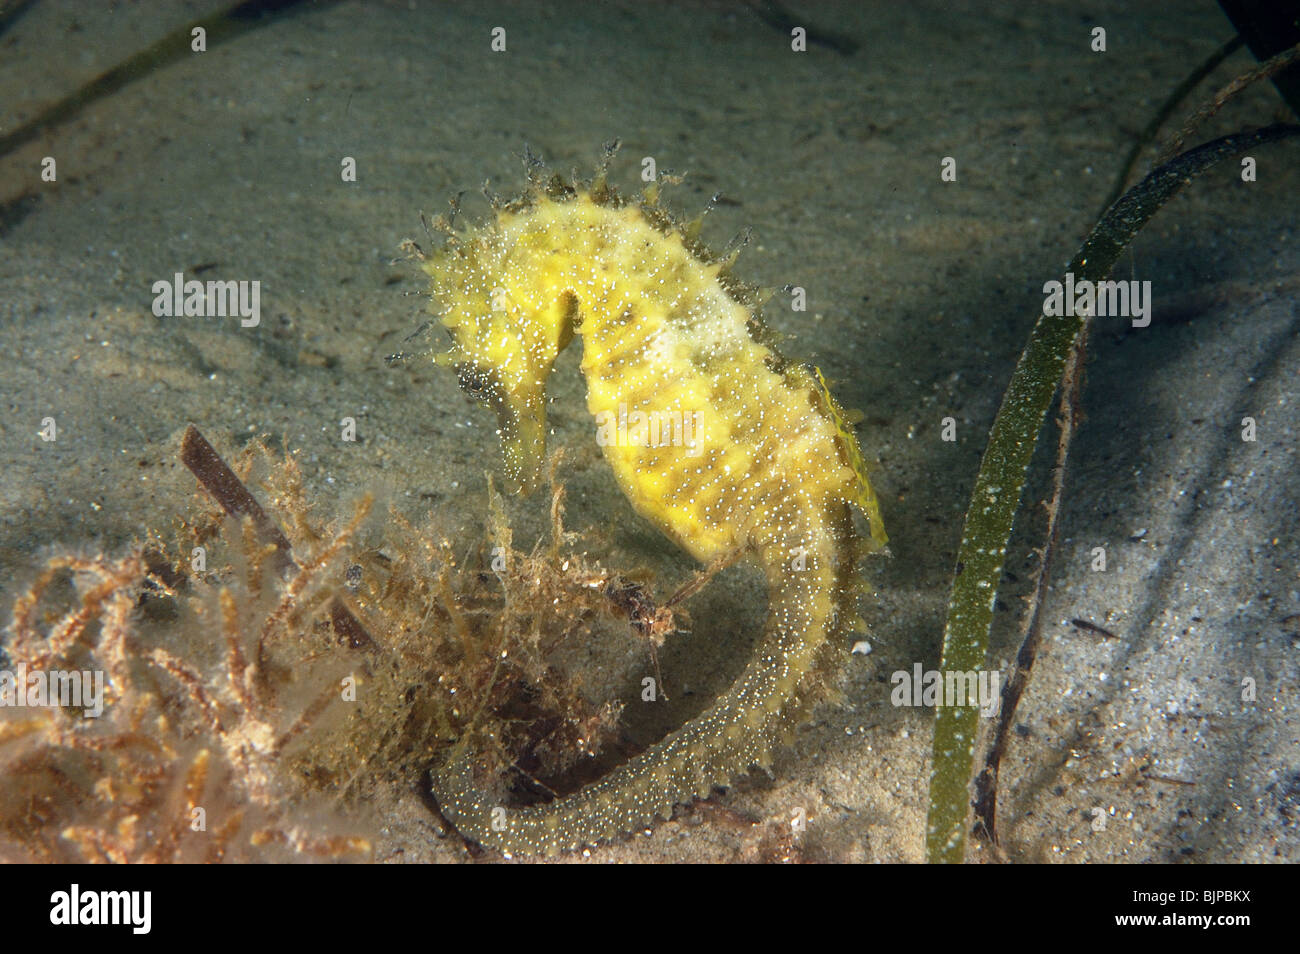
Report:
419,152,887,857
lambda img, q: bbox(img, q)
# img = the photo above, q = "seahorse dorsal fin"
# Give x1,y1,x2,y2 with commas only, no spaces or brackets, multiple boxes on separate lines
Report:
809,366,888,548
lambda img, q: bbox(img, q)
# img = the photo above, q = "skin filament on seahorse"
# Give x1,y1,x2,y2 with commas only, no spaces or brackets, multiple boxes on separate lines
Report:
420,158,886,857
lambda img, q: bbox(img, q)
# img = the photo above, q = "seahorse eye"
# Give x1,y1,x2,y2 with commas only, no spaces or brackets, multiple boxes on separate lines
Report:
456,365,493,404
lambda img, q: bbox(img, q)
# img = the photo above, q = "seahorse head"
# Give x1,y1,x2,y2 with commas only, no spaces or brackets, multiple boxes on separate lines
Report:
424,225,577,494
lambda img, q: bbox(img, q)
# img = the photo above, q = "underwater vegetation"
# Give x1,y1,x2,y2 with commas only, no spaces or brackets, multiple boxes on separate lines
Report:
927,44,1300,862
0,426,672,861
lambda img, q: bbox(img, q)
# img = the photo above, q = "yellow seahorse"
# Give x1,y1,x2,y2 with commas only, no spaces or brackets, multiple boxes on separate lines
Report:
420,152,886,857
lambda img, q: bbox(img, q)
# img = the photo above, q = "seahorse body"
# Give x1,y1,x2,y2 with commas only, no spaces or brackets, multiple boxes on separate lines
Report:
422,166,886,857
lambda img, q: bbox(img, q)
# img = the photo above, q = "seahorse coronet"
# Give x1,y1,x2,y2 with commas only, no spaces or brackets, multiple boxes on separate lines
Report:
420,154,886,857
